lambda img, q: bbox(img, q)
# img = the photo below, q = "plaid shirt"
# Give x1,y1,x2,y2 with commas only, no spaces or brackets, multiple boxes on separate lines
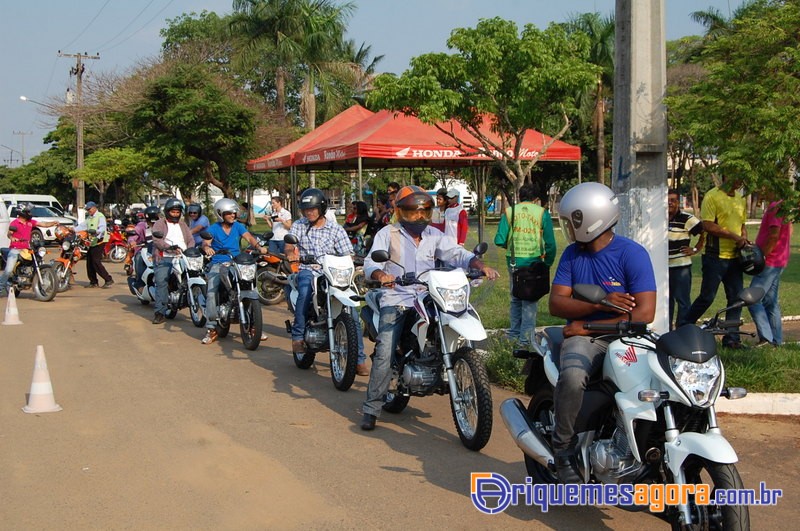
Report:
289,217,353,270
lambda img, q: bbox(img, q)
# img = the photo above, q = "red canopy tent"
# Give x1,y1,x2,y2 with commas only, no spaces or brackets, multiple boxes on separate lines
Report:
246,104,374,171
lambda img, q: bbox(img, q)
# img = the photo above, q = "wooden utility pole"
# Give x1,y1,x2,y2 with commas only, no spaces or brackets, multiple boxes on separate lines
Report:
611,0,668,332
12,131,31,165
59,51,99,219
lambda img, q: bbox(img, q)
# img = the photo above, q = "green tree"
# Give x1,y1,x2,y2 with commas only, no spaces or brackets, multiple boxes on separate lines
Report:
72,147,150,207
367,17,598,199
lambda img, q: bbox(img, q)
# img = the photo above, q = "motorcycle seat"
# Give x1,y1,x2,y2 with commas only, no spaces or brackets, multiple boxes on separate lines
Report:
543,326,565,370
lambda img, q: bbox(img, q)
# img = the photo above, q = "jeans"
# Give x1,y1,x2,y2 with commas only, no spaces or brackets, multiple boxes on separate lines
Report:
204,263,223,328
680,254,743,346
668,265,693,330
0,248,21,292
508,267,538,346
292,269,365,363
268,239,285,255
363,305,413,417
748,266,784,345
552,336,609,454
133,252,147,288
153,257,176,316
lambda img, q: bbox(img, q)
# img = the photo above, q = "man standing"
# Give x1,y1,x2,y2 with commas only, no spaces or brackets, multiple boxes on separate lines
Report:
748,199,792,346
430,188,448,232
678,177,748,348
668,190,705,330
151,199,194,325
265,196,292,255
494,184,556,346
74,201,114,289
443,188,468,245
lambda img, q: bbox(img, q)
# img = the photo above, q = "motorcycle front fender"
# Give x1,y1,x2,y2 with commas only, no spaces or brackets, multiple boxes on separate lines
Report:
665,431,739,478
440,311,487,341
237,289,260,301
187,276,206,288
330,287,359,307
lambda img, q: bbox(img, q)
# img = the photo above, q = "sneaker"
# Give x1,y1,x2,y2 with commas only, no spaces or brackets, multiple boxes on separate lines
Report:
754,340,775,348
260,331,269,342
152,313,166,325
201,329,218,345
102,280,115,289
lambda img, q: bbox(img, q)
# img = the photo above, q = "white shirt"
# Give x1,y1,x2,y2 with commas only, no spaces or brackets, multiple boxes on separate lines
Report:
325,209,338,226
270,207,292,241
164,222,188,256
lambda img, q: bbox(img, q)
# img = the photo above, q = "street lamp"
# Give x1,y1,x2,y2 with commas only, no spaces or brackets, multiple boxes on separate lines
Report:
20,95,86,221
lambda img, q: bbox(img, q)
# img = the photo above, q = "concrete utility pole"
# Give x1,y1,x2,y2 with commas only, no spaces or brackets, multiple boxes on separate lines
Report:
611,0,669,332
59,51,100,221
12,131,32,165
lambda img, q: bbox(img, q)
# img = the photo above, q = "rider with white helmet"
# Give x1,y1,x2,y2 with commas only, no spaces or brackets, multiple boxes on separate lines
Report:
548,182,657,483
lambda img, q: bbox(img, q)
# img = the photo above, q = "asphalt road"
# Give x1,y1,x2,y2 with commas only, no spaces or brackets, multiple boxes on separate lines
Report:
1,262,797,530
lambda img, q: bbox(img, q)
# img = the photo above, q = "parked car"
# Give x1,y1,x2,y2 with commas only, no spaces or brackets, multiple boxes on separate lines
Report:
8,205,77,246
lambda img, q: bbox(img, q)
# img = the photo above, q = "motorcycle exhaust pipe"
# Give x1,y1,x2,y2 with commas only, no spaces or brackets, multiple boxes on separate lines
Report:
500,398,554,468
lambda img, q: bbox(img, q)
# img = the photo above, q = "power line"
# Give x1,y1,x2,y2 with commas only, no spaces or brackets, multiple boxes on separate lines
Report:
95,0,176,54
91,0,158,52
60,0,113,52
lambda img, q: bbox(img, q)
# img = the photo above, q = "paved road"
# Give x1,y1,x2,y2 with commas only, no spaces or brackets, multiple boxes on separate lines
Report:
1,263,797,529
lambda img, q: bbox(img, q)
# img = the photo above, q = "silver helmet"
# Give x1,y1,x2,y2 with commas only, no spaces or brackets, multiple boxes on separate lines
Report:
214,198,240,220
558,182,620,244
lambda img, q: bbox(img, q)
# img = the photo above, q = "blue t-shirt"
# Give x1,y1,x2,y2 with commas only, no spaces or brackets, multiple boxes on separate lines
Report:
189,215,210,246
207,221,249,264
553,235,656,322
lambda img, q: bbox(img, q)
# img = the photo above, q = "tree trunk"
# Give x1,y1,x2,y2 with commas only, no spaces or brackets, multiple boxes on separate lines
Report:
276,68,286,119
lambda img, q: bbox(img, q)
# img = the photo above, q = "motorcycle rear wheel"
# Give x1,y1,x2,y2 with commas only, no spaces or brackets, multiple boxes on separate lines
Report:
525,386,558,483
449,347,493,451
33,267,58,302
53,262,72,292
109,244,127,263
256,268,285,305
673,457,750,530
189,285,207,327
239,299,263,351
330,311,359,391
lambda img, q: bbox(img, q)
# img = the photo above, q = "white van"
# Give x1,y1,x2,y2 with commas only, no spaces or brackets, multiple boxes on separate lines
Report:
0,201,10,248
0,194,69,216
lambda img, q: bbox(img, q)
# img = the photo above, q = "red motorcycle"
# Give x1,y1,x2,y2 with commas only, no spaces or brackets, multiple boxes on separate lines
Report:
104,222,128,263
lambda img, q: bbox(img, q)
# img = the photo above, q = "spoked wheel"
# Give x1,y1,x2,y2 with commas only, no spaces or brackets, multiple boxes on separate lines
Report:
671,457,750,530
239,299,263,351
330,311,359,391
524,385,558,483
33,266,58,302
189,285,207,327
109,244,127,263
449,347,493,451
382,365,410,413
53,262,72,292
256,268,285,305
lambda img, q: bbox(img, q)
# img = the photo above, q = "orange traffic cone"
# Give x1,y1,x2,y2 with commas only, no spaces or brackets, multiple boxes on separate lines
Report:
22,346,62,414
2,289,23,325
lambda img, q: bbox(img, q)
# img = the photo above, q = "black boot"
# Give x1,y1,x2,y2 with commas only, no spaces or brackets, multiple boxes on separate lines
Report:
360,413,377,431
555,452,582,484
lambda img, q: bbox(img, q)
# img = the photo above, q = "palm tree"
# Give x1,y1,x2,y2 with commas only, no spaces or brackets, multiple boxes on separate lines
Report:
316,39,383,122
565,12,615,184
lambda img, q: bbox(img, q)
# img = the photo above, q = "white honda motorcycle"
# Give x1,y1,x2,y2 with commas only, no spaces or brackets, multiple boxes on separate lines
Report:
361,244,493,451
500,284,763,529
279,233,362,391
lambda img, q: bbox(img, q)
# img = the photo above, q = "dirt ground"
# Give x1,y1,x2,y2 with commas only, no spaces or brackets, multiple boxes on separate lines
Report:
1,262,798,530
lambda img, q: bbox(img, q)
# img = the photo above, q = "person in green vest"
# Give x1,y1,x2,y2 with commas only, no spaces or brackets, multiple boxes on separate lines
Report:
73,201,114,288
494,184,556,347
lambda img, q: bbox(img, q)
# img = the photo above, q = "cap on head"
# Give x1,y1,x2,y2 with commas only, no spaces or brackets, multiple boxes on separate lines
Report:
445,188,459,200
85,201,98,210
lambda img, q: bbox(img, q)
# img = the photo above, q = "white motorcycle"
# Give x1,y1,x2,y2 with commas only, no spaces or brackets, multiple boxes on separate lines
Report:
127,246,156,304
362,244,493,451
500,284,763,528
278,233,362,391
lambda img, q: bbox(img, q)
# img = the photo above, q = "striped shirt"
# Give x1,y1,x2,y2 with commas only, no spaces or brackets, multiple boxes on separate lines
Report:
289,217,353,271
668,211,703,268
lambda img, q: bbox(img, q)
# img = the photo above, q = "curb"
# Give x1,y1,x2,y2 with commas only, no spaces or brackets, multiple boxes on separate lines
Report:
715,393,800,416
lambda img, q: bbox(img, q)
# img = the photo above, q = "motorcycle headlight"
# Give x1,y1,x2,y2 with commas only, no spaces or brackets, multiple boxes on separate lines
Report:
61,241,72,252
37,246,48,258
186,255,204,272
669,356,722,408
236,263,257,281
436,285,468,313
329,266,353,287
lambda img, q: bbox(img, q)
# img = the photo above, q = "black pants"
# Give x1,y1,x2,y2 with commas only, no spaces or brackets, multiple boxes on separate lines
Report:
87,245,112,285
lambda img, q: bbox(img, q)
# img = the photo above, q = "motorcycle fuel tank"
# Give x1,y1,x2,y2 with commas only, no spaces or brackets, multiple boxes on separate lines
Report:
604,338,652,392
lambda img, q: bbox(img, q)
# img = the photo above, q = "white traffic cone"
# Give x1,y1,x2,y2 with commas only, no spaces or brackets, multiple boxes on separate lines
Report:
22,346,62,414
2,289,23,325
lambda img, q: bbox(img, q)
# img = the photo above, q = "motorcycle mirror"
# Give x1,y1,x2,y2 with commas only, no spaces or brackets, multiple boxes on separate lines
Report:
370,250,390,263
738,286,765,306
263,231,274,241
284,234,299,245
573,284,607,304
473,242,488,256
198,230,213,241
152,230,165,239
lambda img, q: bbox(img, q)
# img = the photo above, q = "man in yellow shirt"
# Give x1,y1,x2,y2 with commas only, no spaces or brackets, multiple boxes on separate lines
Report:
678,177,748,348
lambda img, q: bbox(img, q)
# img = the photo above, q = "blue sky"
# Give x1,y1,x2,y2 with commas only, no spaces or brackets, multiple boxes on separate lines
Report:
1,0,745,164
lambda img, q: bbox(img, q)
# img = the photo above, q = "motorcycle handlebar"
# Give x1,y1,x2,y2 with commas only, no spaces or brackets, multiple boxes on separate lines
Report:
583,321,649,335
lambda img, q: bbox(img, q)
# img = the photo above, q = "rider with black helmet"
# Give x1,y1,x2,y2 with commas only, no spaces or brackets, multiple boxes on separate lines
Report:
359,186,499,431
150,199,194,325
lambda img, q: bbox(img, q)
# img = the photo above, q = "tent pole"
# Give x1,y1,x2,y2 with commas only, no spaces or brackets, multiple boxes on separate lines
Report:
358,157,363,201
578,160,582,183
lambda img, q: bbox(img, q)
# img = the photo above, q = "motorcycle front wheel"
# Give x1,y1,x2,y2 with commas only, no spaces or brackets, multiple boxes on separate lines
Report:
525,385,558,483
673,457,750,530
53,262,72,292
256,267,285,305
189,285,207,327
215,300,231,338
109,244,127,263
239,299,263,351
330,311,359,391
33,266,58,302
449,347,493,451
